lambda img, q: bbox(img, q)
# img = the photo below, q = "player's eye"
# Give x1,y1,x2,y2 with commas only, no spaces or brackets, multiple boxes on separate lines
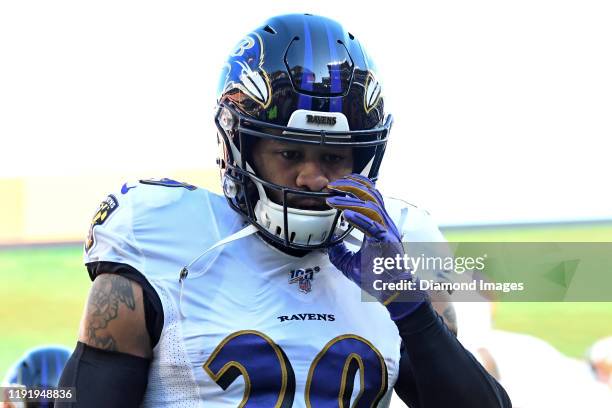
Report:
323,153,345,163
279,150,301,161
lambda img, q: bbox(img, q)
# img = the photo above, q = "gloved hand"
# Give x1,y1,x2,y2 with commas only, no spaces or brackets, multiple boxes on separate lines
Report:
326,174,427,320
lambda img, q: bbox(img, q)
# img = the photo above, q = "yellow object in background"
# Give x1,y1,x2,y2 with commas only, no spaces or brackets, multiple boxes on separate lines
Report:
0,178,26,243
0,169,219,245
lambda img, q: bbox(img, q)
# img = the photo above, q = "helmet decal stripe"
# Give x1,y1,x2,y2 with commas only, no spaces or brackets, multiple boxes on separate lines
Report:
324,21,342,113
297,93,313,111
297,16,314,110
301,18,314,92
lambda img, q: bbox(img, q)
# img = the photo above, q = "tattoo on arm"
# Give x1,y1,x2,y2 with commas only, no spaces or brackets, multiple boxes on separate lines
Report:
86,275,136,351
442,305,458,336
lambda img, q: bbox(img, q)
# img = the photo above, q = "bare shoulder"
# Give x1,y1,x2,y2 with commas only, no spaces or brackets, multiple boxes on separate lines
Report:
78,273,152,358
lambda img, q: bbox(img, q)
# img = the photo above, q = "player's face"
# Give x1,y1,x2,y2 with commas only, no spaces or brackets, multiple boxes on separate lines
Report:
252,139,353,210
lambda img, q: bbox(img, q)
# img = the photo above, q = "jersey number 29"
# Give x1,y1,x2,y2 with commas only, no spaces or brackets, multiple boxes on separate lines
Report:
204,330,388,408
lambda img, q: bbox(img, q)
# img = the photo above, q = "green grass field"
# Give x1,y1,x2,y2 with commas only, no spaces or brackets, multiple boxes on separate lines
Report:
445,222,612,358
0,246,90,377
1,222,612,377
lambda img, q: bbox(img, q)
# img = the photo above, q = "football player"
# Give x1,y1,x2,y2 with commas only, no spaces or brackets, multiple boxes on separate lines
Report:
56,14,510,407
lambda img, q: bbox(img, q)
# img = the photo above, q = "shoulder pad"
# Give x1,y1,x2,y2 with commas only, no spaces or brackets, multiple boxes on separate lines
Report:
83,180,242,285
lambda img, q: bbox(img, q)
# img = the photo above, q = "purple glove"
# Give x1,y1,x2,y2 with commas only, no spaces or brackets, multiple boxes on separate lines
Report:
326,174,427,320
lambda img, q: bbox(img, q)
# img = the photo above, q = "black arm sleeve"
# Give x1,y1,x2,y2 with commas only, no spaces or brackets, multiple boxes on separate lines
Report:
86,261,164,347
55,342,150,408
394,302,511,408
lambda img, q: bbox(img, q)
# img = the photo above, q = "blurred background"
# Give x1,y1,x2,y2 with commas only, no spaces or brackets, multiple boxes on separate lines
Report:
1,0,611,406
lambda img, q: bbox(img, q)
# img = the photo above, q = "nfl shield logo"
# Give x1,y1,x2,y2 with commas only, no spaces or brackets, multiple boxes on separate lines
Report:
289,266,320,294
298,277,312,293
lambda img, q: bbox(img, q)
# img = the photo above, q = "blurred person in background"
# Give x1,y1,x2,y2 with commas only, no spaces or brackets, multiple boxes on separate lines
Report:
453,298,612,408
588,336,612,389
2,345,71,408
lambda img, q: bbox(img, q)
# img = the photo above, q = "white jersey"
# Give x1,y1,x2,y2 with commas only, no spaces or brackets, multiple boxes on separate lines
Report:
84,180,446,407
